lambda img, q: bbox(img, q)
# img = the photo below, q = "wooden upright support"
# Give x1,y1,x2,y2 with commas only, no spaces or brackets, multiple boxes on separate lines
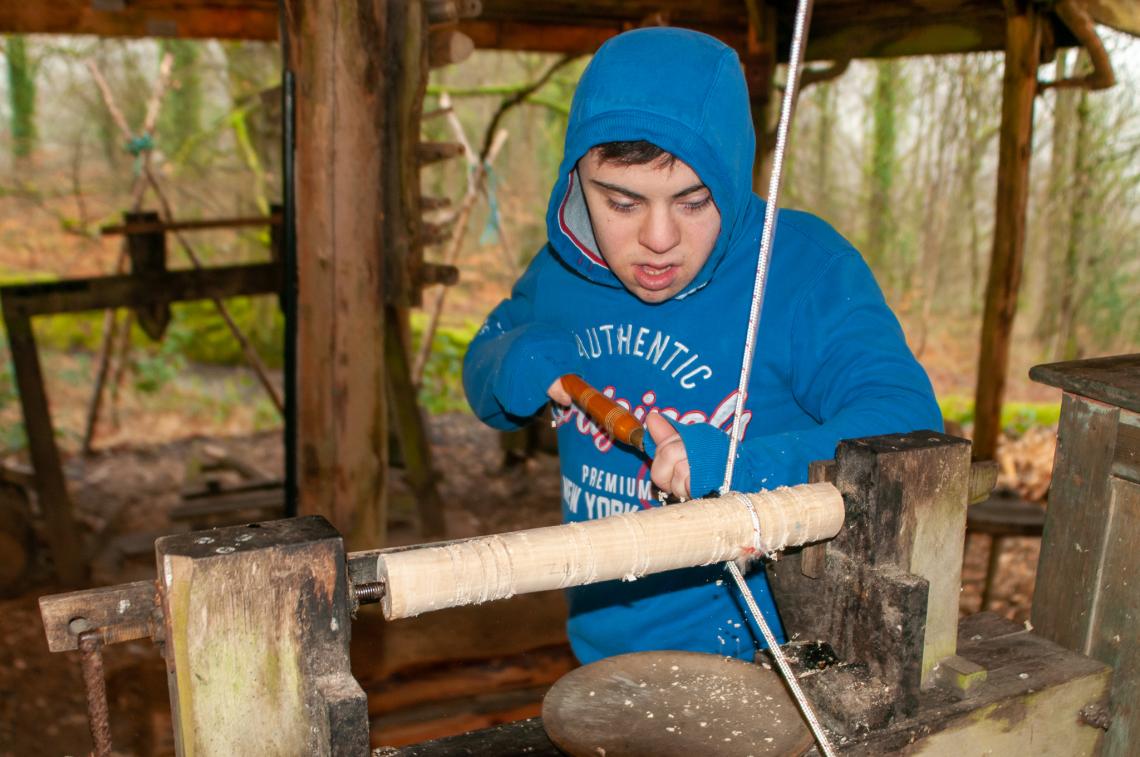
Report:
973,0,1042,461
1030,354,1140,756
124,210,171,340
286,0,392,549
156,516,367,756
768,431,971,727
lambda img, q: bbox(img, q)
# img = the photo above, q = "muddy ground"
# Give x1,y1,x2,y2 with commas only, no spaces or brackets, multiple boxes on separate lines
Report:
0,413,1043,756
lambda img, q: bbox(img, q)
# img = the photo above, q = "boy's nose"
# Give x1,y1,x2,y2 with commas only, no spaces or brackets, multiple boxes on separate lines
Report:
638,206,681,254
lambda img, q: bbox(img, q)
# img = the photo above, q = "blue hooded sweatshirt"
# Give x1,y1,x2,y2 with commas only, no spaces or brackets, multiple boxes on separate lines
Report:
462,28,943,664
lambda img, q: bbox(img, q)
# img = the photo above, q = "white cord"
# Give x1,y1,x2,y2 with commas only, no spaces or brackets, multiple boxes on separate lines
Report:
716,0,836,755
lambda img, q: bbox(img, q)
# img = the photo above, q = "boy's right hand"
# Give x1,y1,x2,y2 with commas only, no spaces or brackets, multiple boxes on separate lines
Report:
547,377,572,407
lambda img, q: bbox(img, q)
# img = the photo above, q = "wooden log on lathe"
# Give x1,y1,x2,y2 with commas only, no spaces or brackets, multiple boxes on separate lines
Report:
378,482,843,620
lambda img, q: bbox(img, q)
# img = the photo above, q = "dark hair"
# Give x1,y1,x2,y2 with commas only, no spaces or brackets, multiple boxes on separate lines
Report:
593,140,677,168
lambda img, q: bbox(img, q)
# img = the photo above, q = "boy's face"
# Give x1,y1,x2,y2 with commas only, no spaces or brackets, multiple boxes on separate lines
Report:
578,149,720,303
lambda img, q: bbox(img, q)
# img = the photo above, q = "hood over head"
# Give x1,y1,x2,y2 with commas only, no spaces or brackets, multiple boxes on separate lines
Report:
546,27,757,298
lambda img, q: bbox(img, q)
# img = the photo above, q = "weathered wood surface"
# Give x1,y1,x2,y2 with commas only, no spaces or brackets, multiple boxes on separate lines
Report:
972,0,1042,462
1087,476,1140,755
39,579,157,652
1031,357,1140,756
1031,393,1120,651
287,0,389,550
157,516,367,756
1030,353,1140,415
376,483,844,620
770,432,971,725
843,613,1110,756
835,432,971,688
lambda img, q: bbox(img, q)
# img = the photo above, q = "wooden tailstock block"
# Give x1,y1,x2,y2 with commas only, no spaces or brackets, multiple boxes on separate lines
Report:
377,482,843,620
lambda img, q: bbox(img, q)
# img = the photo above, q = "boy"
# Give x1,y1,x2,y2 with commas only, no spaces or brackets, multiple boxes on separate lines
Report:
462,27,942,664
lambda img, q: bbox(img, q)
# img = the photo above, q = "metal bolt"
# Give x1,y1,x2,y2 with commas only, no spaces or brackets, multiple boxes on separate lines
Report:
353,581,386,605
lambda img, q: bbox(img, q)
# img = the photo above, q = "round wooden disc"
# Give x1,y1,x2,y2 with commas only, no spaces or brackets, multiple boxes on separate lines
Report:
542,651,813,757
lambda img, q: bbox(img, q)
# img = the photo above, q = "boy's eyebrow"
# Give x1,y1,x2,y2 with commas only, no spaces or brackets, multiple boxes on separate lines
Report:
589,179,709,200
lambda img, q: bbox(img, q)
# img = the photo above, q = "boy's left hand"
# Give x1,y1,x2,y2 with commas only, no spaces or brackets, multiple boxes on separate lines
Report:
646,411,691,499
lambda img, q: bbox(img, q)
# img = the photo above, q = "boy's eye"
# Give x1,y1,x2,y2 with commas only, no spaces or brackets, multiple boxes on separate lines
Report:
606,198,638,214
682,195,713,212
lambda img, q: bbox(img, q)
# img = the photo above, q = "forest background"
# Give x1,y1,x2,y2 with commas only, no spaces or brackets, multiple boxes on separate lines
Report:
1,30,1139,458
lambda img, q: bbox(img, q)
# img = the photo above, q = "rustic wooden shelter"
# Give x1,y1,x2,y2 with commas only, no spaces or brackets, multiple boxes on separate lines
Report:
2,0,1138,576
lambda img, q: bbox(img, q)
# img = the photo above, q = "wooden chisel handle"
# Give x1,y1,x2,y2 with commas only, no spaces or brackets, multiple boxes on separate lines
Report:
560,374,645,451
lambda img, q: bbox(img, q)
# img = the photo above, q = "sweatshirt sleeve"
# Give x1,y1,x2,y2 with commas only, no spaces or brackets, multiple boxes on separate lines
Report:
462,249,585,430
648,251,944,498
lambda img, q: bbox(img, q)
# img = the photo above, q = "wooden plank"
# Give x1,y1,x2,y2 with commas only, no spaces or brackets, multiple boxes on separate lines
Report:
966,492,1045,537
288,0,389,550
1032,393,1120,652
0,303,85,585
971,0,1042,462
102,213,281,236
0,262,281,317
38,579,157,652
156,516,368,756
1030,354,1140,415
1086,477,1140,756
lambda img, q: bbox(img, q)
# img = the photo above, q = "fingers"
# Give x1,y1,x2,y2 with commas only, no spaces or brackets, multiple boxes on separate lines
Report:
646,411,691,499
645,410,679,448
547,377,572,407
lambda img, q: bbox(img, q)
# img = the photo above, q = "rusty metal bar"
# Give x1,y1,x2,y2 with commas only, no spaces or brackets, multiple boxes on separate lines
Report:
78,631,112,757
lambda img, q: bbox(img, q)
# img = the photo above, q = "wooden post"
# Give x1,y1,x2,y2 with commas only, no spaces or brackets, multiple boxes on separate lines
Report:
156,516,367,756
1030,355,1140,756
384,0,427,309
972,0,1041,461
743,0,777,193
125,210,171,341
0,299,85,585
287,0,391,549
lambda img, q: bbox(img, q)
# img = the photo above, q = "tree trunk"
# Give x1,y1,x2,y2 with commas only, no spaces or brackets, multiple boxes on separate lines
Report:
1056,83,1093,362
5,35,36,161
158,40,201,159
1034,51,1077,343
866,60,899,284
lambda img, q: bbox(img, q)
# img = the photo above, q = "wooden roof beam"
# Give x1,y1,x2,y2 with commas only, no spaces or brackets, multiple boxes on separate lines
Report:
0,4,276,41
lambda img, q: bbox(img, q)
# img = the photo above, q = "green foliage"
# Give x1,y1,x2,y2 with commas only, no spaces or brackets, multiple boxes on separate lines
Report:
938,395,1061,436
411,315,478,415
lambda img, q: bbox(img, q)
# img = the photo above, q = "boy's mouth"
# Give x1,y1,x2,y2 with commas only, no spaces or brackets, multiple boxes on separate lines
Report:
633,263,678,292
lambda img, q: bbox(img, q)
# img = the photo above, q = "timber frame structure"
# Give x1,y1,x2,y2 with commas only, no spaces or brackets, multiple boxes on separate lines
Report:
2,0,1139,570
